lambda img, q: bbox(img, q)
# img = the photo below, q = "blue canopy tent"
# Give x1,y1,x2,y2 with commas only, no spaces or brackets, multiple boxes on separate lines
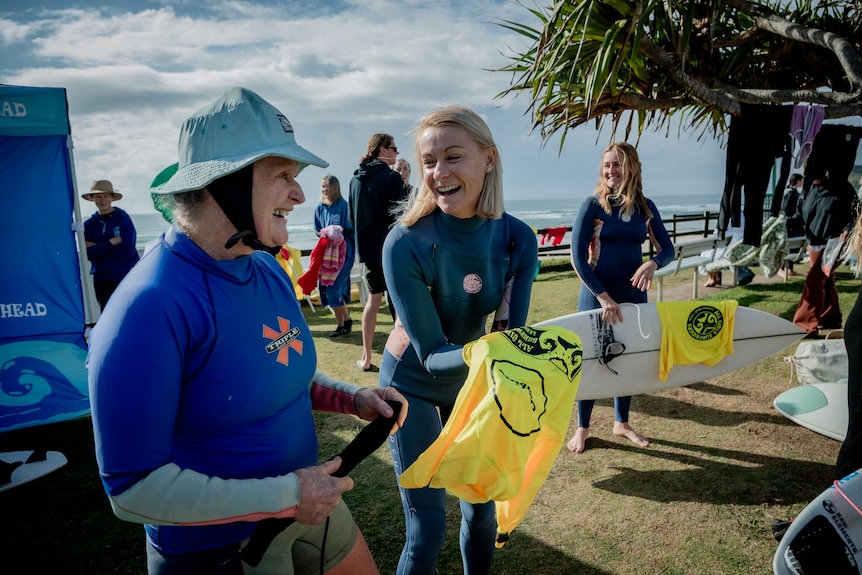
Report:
0,84,92,434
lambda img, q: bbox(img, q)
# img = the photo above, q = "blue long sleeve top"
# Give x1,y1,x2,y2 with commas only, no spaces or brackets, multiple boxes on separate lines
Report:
382,209,538,405
571,195,673,308
87,225,359,555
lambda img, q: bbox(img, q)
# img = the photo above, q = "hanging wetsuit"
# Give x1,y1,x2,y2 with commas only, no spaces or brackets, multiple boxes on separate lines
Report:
718,103,793,246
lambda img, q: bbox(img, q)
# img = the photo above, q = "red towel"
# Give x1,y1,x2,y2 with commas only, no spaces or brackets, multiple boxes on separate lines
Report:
297,236,329,295
541,227,567,246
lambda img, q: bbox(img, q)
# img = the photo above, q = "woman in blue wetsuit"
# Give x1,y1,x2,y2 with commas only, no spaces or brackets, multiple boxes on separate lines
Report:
380,106,538,575
567,142,674,454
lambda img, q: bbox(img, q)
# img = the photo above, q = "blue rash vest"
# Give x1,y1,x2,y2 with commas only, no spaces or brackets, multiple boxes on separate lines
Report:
87,224,318,554
382,210,538,405
571,195,674,307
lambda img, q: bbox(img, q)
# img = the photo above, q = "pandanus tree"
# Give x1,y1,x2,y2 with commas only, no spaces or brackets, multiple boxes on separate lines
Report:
495,0,862,147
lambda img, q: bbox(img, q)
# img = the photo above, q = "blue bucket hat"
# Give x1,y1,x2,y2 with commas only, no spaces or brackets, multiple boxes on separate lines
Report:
151,87,328,195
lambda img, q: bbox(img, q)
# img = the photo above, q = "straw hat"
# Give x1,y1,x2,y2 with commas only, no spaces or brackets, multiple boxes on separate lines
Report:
150,87,328,195
82,180,122,201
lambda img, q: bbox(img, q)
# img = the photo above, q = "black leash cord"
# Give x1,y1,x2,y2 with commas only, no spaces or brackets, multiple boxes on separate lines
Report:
240,400,402,567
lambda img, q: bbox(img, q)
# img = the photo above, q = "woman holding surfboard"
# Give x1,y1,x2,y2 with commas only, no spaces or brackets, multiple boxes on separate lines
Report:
567,142,675,454
379,106,538,575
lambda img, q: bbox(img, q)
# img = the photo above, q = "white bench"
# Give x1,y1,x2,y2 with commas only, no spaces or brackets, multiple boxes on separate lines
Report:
653,237,729,301
782,236,809,281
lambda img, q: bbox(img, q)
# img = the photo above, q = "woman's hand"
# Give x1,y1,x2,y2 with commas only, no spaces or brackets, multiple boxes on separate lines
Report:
293,458,353,525
596,292,623,324
353,387,409,434
631,259,658,293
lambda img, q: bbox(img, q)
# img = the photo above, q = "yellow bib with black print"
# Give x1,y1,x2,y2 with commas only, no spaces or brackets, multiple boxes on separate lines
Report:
398,325,582,547
656,300,738,381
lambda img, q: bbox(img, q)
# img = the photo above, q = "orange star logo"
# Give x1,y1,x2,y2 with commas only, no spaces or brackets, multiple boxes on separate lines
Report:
262,316,304,366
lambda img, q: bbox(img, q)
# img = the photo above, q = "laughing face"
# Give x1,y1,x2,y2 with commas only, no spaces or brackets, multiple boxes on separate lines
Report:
419,124,494,219
252,156,305,249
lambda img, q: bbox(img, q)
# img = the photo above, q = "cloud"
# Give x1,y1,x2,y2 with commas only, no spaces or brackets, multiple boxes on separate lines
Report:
3,0,545,214
13,0,839,219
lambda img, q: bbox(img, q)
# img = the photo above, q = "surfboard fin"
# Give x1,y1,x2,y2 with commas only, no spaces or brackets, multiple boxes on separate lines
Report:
25,449,47,464
0,459,24,485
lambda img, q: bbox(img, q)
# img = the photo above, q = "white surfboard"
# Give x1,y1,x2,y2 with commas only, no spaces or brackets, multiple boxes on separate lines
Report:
0,450,67,493
533,302,805,400
774,382,848,441
774,469,862,574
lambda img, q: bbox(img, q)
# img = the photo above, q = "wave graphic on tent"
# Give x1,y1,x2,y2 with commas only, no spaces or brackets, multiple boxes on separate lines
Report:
0,341,89,432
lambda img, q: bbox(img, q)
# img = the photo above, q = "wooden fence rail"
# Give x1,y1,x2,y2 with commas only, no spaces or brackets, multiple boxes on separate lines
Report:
298,211,724,258
535,210,721,259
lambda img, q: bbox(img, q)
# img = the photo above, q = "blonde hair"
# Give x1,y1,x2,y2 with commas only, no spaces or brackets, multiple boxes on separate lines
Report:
399,106,502,227
319,174,342,205
594,141,652,219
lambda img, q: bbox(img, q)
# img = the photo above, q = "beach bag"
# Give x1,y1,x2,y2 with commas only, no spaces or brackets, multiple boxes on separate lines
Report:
786,331,848,385
821,237,846,276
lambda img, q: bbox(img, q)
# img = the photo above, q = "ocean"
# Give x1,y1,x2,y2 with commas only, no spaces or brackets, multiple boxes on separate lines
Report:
130,193,721,255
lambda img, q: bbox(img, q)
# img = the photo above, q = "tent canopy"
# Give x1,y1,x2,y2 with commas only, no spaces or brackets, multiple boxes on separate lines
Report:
0,84,90,433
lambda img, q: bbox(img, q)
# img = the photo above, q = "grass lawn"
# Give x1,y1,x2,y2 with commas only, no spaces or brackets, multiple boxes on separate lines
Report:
1,260,857,574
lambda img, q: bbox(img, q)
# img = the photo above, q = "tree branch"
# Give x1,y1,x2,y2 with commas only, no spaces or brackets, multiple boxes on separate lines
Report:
725,0,862,93
637,35,742,116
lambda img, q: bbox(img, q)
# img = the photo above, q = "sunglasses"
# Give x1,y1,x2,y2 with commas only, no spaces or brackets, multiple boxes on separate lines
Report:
598,341,626,375
387,145,398,153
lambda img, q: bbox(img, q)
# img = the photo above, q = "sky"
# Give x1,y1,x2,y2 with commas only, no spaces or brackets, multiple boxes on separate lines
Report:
2,0,859,217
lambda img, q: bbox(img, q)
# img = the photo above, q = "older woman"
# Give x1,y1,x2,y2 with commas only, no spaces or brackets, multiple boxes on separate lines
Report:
380,106,538,575
87,87,406,575
567,142,674,454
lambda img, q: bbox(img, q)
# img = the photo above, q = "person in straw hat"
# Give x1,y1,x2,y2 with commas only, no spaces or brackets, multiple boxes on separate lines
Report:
82,179,140,310
86,87,408,575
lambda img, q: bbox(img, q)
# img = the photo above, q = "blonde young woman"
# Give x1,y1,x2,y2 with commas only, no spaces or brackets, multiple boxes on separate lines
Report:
567,142,675,454
379,106,538,575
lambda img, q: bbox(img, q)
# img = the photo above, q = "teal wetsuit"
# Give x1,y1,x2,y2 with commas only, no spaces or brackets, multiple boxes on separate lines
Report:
380,209,538,575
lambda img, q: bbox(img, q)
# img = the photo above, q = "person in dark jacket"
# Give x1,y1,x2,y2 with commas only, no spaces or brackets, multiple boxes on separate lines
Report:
82,179,140,310
782,173,805,237
349,133,408,371
780,173,805,278
792,172,857,336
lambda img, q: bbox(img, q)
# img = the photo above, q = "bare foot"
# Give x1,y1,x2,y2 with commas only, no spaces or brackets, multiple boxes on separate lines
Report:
567,427,590,454
613,422,649,448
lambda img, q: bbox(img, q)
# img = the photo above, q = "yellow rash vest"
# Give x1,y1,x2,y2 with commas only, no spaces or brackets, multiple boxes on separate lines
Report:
398,325,582,547
656,300,738,381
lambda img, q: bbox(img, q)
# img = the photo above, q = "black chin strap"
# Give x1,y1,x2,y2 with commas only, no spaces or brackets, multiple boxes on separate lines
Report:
207,165,280,255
